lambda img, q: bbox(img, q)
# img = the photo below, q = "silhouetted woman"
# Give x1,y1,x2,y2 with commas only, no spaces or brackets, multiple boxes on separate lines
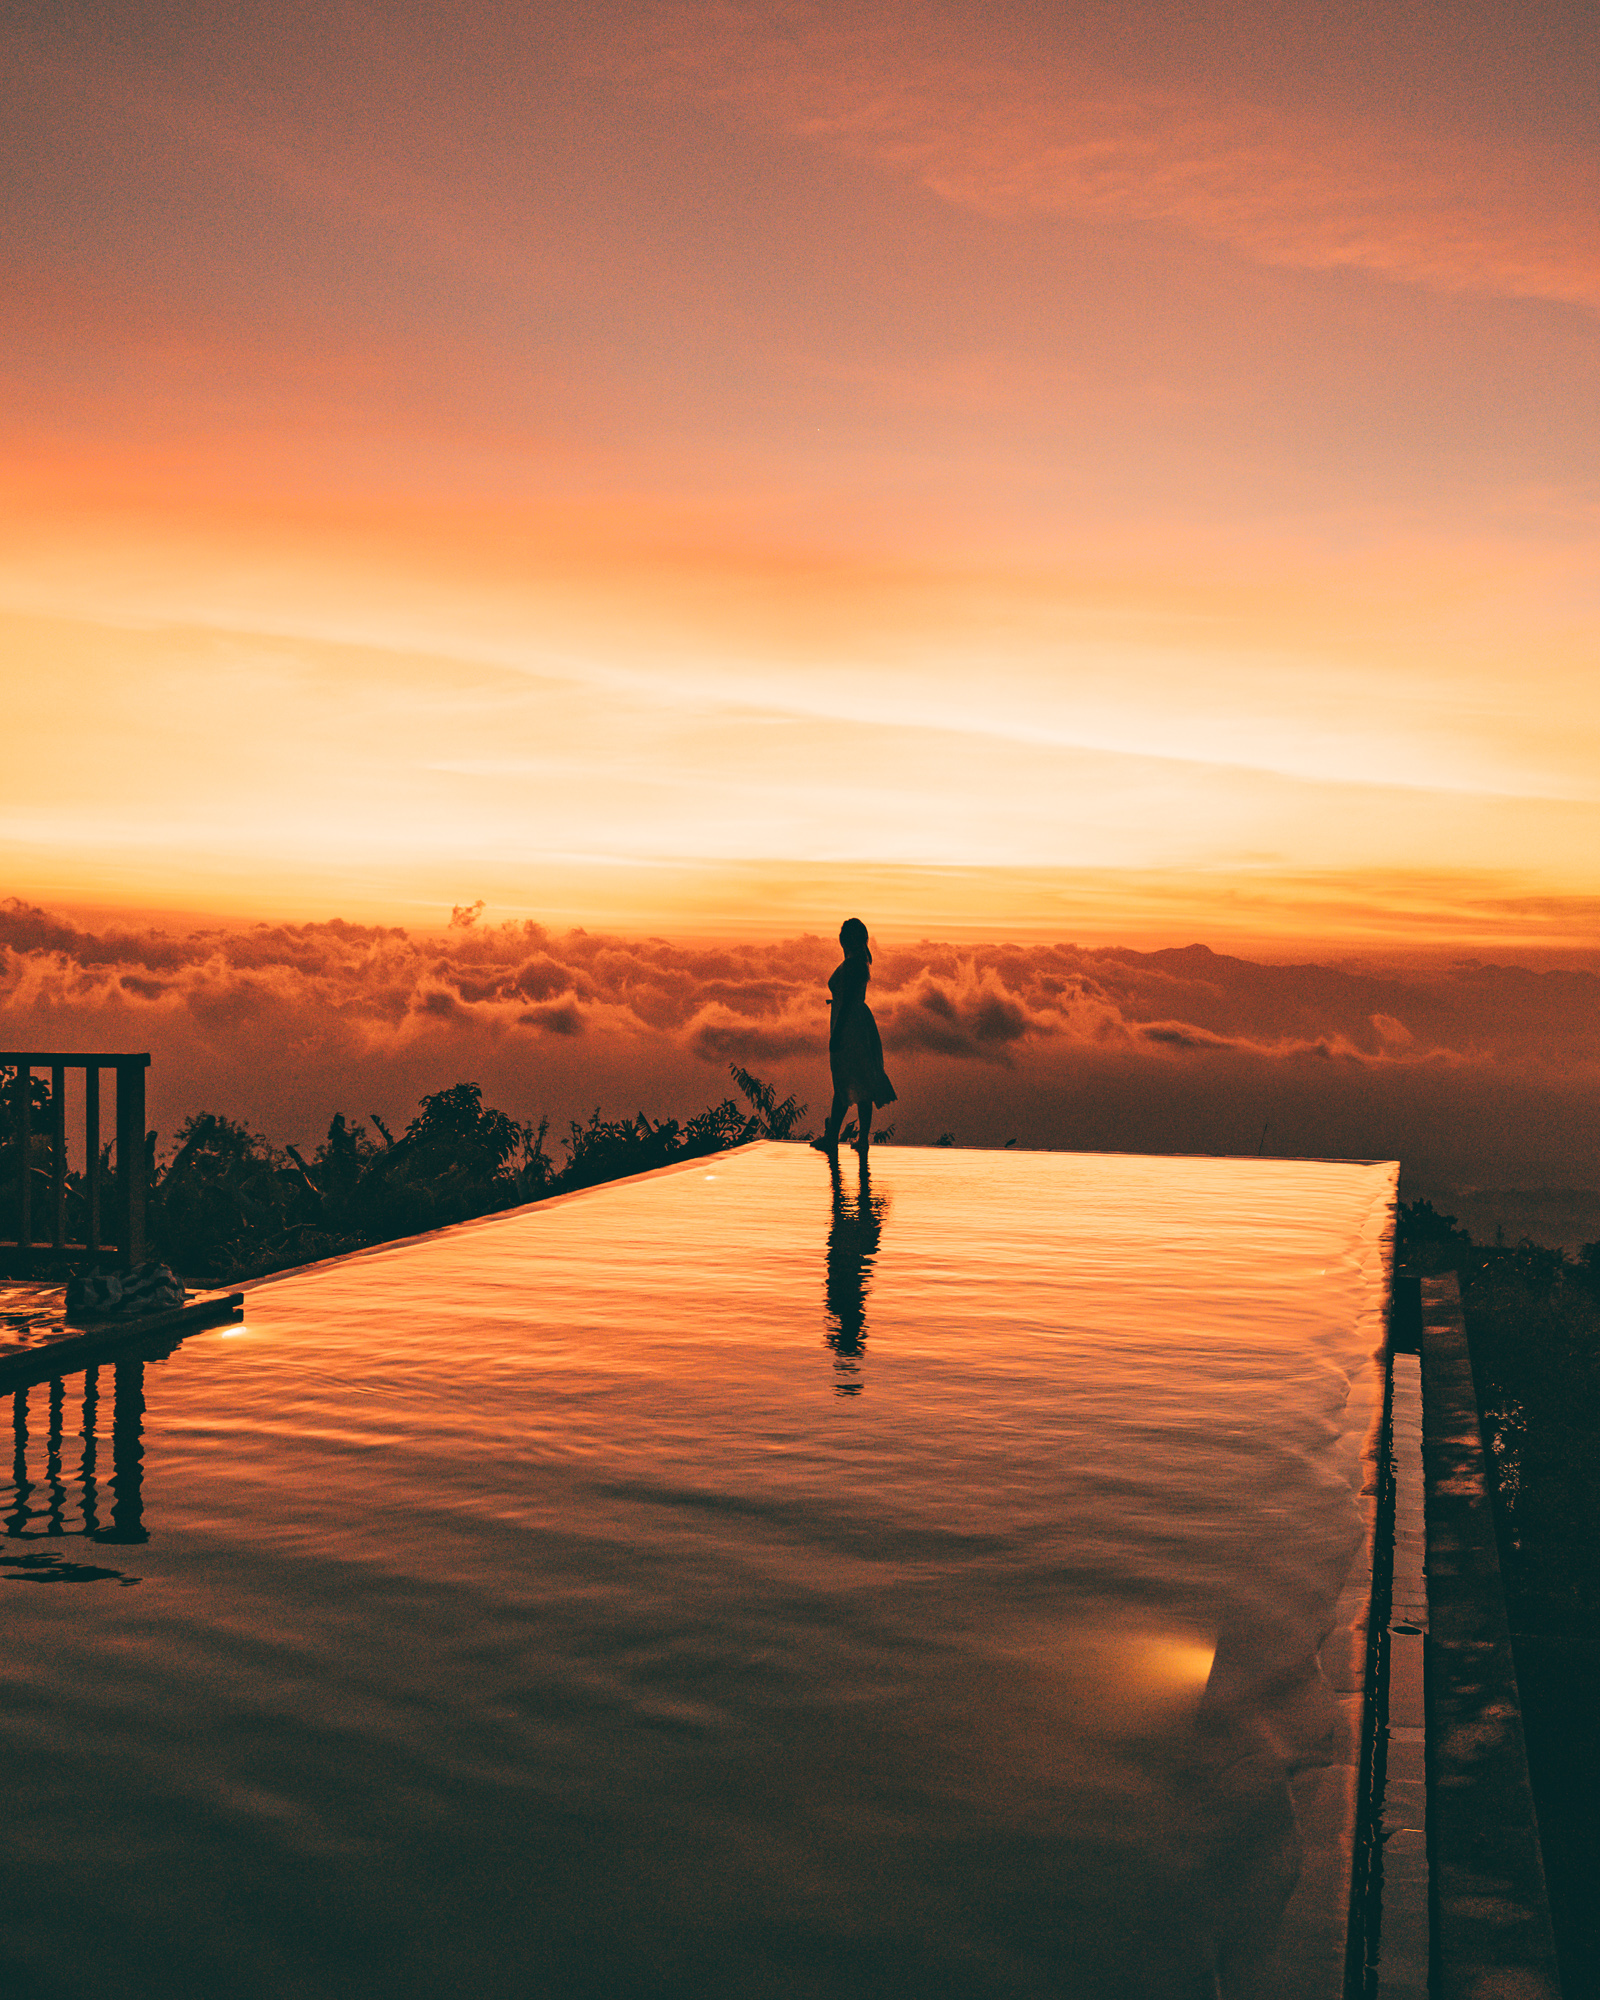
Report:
812,918,897,1160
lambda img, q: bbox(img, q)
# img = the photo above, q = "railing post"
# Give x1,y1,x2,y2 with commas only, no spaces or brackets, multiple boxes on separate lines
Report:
51,1063,66,1251
98,1359,147,1546
15,1063,31,1270
9,1387,28,1536
115,1060,146,1270
80,1366,101,1536
85,1063,101,1256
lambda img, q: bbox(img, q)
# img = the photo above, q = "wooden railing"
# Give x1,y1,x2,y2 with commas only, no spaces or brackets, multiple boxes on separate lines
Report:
1,1054,150,1270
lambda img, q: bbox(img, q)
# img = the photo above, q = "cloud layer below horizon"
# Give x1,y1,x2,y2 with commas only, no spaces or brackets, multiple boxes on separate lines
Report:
7,903,1600,1223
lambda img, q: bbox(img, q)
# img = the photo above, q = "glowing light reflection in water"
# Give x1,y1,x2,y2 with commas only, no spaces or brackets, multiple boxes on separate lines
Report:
0,1144,1392,1999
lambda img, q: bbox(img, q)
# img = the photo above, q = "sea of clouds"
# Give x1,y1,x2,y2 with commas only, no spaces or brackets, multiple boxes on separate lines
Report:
5,899,1599,1242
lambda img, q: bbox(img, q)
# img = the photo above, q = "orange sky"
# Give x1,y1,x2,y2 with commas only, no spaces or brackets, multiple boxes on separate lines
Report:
4,0,1598,946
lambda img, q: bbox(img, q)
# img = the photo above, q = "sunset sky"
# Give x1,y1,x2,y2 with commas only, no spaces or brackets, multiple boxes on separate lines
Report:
4,0,1599,946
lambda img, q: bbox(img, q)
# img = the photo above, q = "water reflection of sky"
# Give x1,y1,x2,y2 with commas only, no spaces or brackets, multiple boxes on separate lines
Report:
0,1143,1393,1999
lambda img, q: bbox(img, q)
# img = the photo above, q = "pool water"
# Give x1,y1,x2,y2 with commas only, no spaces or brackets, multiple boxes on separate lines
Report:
0,1143,1394,1999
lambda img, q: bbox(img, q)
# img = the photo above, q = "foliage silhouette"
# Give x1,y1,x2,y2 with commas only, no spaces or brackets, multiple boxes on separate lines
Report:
133,1063,808,1283
727,1065,807,1141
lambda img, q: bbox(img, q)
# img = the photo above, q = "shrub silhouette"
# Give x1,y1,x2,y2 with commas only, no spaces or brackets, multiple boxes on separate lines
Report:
1395,1196,1475,1273
143,1064,807,1283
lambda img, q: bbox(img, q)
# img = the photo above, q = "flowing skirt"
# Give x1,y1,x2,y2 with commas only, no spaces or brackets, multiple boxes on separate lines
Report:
830,1002,898,1110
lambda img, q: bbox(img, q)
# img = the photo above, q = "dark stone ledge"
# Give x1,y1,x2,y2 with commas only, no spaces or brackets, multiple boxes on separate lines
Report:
1421,1274,1563,2000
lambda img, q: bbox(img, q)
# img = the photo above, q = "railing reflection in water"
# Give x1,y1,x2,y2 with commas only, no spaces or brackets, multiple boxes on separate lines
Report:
6,1362,146,1553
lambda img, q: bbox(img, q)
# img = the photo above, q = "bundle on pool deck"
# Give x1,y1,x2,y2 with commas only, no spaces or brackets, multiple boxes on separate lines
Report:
65,1260,187,1321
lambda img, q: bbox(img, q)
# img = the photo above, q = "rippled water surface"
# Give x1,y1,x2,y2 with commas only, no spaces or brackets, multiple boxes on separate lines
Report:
1,1144,1394,1999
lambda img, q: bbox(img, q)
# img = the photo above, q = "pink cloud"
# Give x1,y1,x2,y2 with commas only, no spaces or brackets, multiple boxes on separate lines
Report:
649,5,1600,313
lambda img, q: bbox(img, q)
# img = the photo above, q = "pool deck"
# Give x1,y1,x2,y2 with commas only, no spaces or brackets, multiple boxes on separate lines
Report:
0,1280,243,1392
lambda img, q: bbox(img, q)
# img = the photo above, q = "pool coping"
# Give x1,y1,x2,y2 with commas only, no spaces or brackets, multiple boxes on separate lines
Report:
0,1288,244,1392
1347,1273,1564,2000
1241,1223,1392,2000
1248,1257,1564,2000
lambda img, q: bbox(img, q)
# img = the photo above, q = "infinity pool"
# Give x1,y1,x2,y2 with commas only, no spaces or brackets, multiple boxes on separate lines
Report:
0,1144,1394,1999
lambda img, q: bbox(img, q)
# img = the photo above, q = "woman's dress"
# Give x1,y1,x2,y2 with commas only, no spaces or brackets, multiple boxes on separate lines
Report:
828,957,897,1110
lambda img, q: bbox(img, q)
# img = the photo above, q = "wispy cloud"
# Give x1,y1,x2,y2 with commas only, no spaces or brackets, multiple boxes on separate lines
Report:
649,4,1600,312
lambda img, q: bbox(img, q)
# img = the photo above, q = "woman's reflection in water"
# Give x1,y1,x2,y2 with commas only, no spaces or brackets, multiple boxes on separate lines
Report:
824,1154,889,1395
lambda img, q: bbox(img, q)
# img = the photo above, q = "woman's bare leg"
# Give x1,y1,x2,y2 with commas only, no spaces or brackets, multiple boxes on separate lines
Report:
812,1085,852,1155
856,1099,873,1156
